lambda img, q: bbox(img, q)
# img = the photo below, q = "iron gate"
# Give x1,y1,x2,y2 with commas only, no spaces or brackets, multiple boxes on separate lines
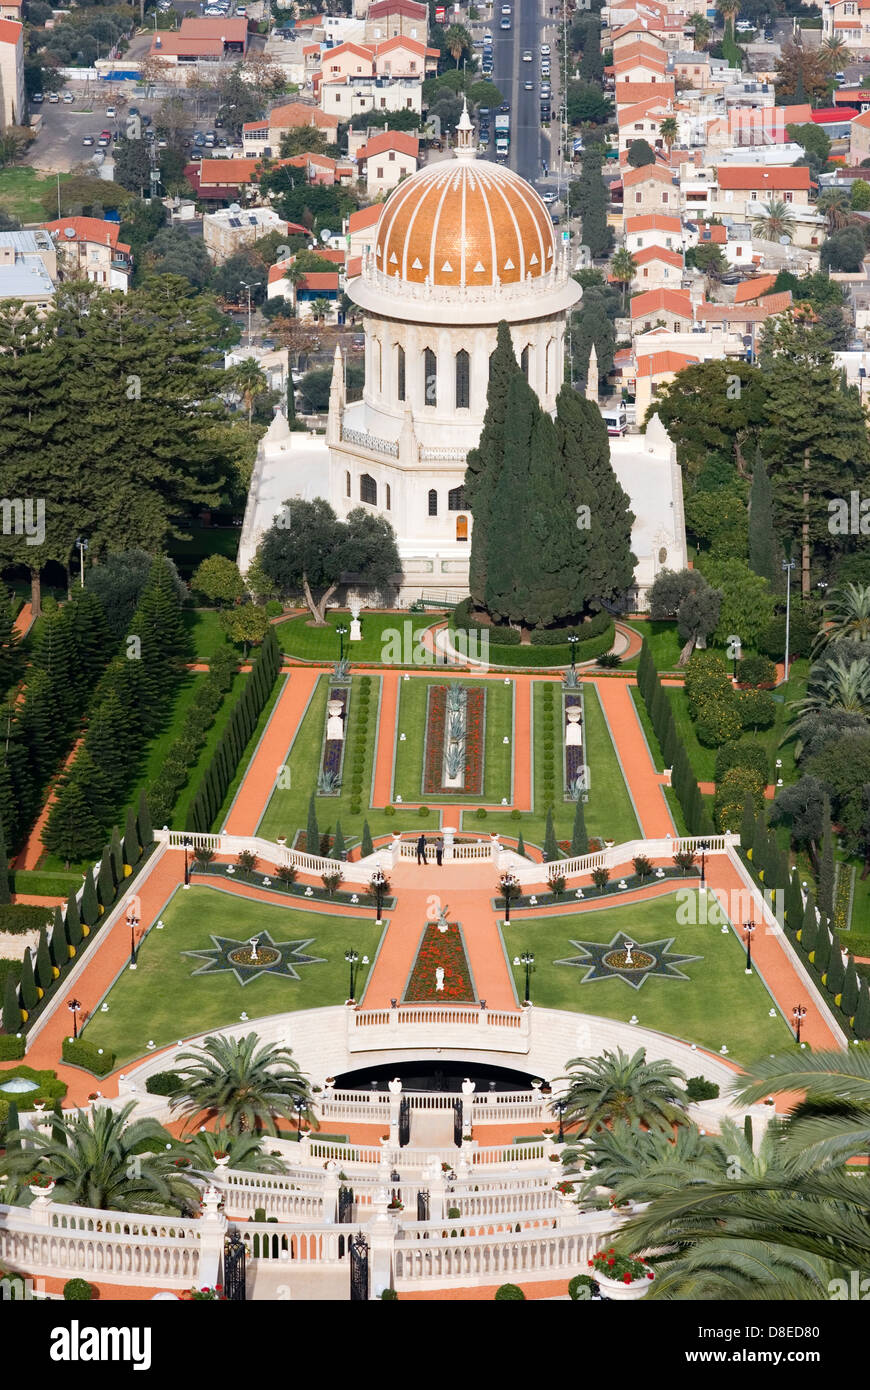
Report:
338,1184,354,1223
349,1232,369,1302
453,1098,463,1148
417,1189,430,1222
398,1096,410,1147
223,1230,246,1302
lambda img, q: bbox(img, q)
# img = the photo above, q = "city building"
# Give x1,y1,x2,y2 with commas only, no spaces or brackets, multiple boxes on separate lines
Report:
356,129,418,195
42,217,132,291
0,17,24,128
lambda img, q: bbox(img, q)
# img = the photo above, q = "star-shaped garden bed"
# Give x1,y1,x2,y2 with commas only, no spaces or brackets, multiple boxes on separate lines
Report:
555,930,702,991
182,930,325,987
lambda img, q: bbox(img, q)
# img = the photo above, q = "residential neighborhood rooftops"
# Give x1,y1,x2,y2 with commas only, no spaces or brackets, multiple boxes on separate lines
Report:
630,287,694,318
715,165,812,191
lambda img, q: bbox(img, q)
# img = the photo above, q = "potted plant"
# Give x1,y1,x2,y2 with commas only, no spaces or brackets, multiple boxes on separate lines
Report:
387,1198,404,1211
28,1173,55,1196
213,1150,231,1169
589,1248,654,1300
187,1285,226,1300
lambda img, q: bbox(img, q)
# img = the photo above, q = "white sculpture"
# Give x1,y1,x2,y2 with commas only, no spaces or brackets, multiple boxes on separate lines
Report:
437,904,450,933
326,699,345,741
349,598,363,643
435,967,445,991
565,705,582,746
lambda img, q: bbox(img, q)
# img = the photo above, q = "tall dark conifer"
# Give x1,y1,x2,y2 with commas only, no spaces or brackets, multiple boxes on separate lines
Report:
464,321,520,611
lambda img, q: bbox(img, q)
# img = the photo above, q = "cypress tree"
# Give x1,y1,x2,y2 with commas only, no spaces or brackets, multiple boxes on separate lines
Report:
800,894,817,954
124,804,140,866
570,797,588,857
110,825,124,883
36,924,52,994
660,710,680,771
578,146,611,258
484,373,545,622
740,793,757,856
818,796,835,919
65,892,82,949
697,803,716,837
516,831,526,858
80,870,99,928
5,1099,19,1147
98,846,115,908
814,921,832,976
50,906,67,972
361,820,373,858
137,790,153,849
748,453,777,584
751,821,768,880
0,813,9,905
785,868,803,932
465,320,521,612
853,978,870,1039
307,792,319,855
826,936,845,998
842,956,860,1019
19,948,37,1011
332,820,345,861
543,807,559,862
3,970,19,1033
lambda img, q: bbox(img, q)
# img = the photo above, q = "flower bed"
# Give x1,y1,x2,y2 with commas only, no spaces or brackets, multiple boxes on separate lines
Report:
318,685,349,792
403,922,476,1002
563,692,586,801
422,685,485,796
503,866,696,909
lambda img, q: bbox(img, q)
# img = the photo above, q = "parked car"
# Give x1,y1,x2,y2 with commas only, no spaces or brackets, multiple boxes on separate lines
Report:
82,135,95,146
540,43,551,55
542,190,557,204
47,91,59,102
105,105,116,117
194,132,206,146
98,137,109,148
62,92,74,103
32,92,43,103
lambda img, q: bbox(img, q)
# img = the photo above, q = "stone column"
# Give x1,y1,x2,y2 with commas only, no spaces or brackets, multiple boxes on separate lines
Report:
442,826,455,862
322,1161,339,1224
366,1188,397,1300
199,1185,228,1288
461,1077,475,1135
388,1077,402,1146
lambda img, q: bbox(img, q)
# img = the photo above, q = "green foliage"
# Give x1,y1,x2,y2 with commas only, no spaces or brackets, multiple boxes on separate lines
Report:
0,1033,25,1059
63,1279,95,1301
144,1071,183,1096
685,1075,720,1100
62,1037,115,1076
494,1283,526,1300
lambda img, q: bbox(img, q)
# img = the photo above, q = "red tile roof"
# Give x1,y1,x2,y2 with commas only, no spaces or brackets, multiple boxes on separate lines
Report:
716,165,811,191
733,272,777,303
296,272,340,290
632,244,684,269
367,0,427,16
636,350,699,376
348,204,382,233
178,15,247,39
43,216,123,248
625,213,682,233
357,130,419,159
630,287,694,319
622,162,675,186
614,80,675,104
0,17,22,42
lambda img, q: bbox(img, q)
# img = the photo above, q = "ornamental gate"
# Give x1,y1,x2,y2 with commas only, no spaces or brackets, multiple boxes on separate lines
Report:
453,1099,463,1148
349,1233,369,1302
338,1184,354,1223
223,1231,246,1302
417,1190,430,1222
398,1096,410,1147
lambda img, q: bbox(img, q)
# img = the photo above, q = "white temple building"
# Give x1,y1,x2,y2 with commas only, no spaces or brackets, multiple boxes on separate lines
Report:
238,104,687,607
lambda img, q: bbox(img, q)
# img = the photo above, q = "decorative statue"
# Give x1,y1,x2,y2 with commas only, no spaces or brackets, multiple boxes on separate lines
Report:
435,967,445,992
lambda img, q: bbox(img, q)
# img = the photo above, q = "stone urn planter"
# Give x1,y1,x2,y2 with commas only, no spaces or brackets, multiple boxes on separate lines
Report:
590,1249,654,1300
213,1154,230,1169
29,1179,55,1198
595,1271,652,1301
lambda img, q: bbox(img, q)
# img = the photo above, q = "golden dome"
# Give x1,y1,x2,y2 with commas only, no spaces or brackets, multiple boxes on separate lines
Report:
374,157,557,291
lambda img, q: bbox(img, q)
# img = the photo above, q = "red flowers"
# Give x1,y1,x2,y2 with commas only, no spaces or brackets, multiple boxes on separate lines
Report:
404,922,475,1003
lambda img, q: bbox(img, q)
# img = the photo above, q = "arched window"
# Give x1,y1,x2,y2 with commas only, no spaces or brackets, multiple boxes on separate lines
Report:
385,483,391,510
448,485,467,511
521,345,530,380
456,515,468,542
455,349,470,409
360,474,377,506
423,347,437,405
428,489,438,516
396,344,405,402
345,471,351,498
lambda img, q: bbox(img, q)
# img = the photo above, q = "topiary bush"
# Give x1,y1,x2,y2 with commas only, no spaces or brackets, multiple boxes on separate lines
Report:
736,654,776,687
476,807,488,819
0,1034,25,1060
145,1071,183,1096
737,688,776,731
63,1278,95,1301
494,1283,526,1300
695,695,743,747
380,1287,398,1299
62,1037,115,1076
569,1274,597,1301
686,1075,720,1101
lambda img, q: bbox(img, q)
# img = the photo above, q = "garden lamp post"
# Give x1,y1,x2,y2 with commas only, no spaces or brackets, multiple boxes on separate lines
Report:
372,870,386,926
345,948,359,1000
67,997,81,1040
240,280,261,347
553,1098,567,1144
75,536,88,587
698,840,709,888
743,919,755,974
182,834,193,887
294,1096,307,1141
500,871,519,923
514,950,534,1003
127,912,140,967
567,632,579,674
783,558,797,678
336,624,348,663
792,1004,807,1045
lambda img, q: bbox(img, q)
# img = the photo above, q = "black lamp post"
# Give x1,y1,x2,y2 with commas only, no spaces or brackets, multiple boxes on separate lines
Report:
67,997,81,1040
515,950,534,1004
294,1096,307,1141
567,632,579,674
553,1098,567,1144
336,624,348,663
127,912,140,967
372,869,386,926
500,872,519,924
345,948,359,1000
743,919,755,974
698,840,709,888
792,1004,807,1045
182,834,193,886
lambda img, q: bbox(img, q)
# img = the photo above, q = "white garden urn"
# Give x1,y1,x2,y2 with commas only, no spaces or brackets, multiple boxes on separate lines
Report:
326,700,345,741
565,706,582,746
595,1272,653,1301
349,599,363,643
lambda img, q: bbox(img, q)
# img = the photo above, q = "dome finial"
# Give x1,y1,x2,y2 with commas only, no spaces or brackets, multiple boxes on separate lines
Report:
454,96,475,160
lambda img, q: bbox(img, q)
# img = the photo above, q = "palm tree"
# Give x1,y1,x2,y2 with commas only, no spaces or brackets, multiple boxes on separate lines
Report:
310,296,332,324
751,198,797,243
233,357,268,425
793,654,870,717
558,1047,688,1137
571,1118,709,1201
816,187,853,233
714,0,740,22
659,115,678,154
819,35,849,72
819,583,870,646
610,247,637,309
737,1048,870,1172
3,1104,199,1215
173,1127,289,1174
689,13,711,50
171,1032,315,1136
444,22,472,68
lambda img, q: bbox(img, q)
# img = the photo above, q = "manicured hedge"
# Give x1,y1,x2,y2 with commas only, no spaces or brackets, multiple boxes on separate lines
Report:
0,1033,25,1059
0,904,54,934
147,646,239,826
145,1070,183,1096
62,1037,115,1076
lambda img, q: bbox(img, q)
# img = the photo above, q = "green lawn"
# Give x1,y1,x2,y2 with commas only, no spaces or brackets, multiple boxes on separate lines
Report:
173,671,246,830
183,609,232,664
392,676,513,804
168,527,239,579
0,168,74,223
502,891,793,1065
469,682,640,850
81,886,384,1066
621,619,684,672
276,611,440,665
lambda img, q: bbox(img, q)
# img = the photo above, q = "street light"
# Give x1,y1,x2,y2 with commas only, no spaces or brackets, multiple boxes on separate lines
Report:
127,910,140,967
336,624,348,663
182,835,193,887
500,871,519,923
75,536,88,587
792,1003,807,1045
345,948,359,1000
294,1096,308,1141
567,632,579,675
553,1097,567,1144
513,950,535,1003
240,280,261,347
698,840,709,888
372,869,386,926
743,919,755,974
782,558,797,679
67,997,81,1039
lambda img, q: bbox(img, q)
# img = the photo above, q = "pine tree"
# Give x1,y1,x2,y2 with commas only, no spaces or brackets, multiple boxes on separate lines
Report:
361,820,373,858
842,956,860,1019
818,796,835,919
747,453,777,584
465,320,521,611
543,807,559,861
800,894,817,954
50,906,67,972
35,924,52,994
826,936,845,998
137,790,153,849
0,812,9,905
124,804,140,866
3,970,19,1034
516,831,526,858
19,947,37,1011
332,820,345,861
570,797,588,856
110,825,124,883
307,791,319,855
853,978,870,1038
578,146,611,258
65,891,82,949
80,871,99,928
44,757,110,864
98,846,115,908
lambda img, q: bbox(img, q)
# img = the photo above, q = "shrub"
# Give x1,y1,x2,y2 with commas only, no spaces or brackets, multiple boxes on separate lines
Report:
447,1206,461,1218
548,871,567,897
569,1274,597,1301
145,1071,183,1096
254,1207,267,1222
350,802,361,815
62,1037,115,1076
686,1075,720,1101
510,808,522,821
63,1278,95,1301
380,1287,398,1299
418,805,430,817
714,740,769,787
494,1283,526,1300
715,766,766,830
0,1034,25,1060
737,654,776,687
695,695,743,747
673,850,697,871
265,599,283,617
684,651,732,717
738,688,776,731
591,867,610,889
384,805,395,817
632,855,653,879
0,905,55,935
476,807,488,819
597,651,621,668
